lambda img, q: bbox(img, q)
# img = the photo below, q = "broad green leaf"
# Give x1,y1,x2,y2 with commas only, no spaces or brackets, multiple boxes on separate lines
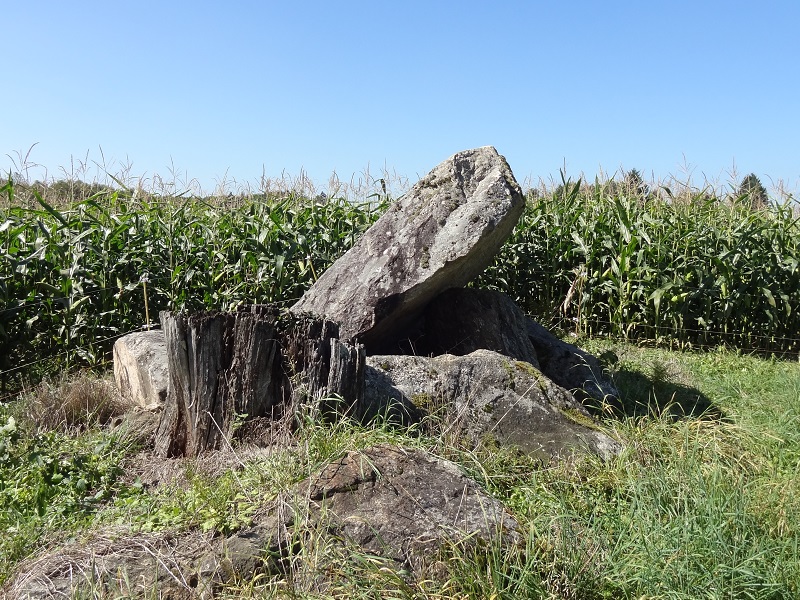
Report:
762,288,776,308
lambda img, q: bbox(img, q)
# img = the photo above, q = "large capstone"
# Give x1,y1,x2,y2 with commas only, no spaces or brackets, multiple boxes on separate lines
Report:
291,146,525,350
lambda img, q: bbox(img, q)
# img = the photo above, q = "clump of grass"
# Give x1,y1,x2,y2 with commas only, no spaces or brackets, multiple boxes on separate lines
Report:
21,374,128,432
102,401,434,537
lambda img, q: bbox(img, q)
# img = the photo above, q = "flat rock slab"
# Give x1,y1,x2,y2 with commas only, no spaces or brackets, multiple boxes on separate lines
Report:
364,350,622,461
201,443,520,587
4,445,519,598
298,443,519,576
291,146,525,350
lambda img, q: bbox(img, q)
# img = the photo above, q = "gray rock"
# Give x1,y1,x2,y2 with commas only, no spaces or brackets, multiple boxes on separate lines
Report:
4,445,519,596
418,288,619,410
198,520,290,588
298,443,519,577
113,330,168,410
364,350,621,461
526,318,620,411
193,444,519,586
291,147,525,350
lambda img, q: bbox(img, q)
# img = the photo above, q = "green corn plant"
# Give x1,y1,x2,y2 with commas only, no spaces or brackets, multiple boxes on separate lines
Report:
480,176,799,353
1,182,389,389
3,171,798,390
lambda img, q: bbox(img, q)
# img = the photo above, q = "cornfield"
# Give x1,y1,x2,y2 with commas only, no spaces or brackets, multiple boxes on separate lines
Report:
2,175,798,392
478,178,800,353
0,180,387,391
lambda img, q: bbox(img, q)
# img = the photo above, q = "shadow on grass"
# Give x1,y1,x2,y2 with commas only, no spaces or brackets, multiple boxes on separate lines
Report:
598,352,725,420
582,349,726,421
608,367,723,420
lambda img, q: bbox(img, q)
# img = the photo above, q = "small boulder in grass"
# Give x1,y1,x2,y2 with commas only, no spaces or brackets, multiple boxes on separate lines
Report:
113,330,168,410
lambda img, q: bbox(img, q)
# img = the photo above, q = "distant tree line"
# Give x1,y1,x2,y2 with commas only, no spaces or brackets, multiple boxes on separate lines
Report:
551,168,772,209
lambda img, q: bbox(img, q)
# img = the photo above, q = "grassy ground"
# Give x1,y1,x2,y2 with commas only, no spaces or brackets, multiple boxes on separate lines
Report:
1,342,799,599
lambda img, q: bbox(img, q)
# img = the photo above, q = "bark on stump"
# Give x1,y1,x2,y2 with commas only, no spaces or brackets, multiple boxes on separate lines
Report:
154,306,364,457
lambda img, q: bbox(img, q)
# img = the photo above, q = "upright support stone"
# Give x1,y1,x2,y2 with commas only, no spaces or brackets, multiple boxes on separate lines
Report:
417,288,620,409
113,330,169,409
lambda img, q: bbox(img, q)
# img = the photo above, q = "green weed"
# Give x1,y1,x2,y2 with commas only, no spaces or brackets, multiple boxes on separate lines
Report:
0,409,137,583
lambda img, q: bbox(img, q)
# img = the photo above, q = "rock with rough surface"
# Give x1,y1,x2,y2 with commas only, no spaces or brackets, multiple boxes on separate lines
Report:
302,444,519,574
419,288,619,409
291,146,526,351
364,350,621,461
526,318,620,410
217,443,519,584
113,330,169,410
4,445,519,597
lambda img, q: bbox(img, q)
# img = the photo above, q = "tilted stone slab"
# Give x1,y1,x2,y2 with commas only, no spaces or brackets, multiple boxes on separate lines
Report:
291,146,525,350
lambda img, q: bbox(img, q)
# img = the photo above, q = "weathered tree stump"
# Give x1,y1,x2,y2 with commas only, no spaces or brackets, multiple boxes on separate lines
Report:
154,306,364,458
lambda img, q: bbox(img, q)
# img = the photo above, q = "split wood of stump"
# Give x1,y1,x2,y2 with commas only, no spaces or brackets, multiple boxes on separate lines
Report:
154,306,365,458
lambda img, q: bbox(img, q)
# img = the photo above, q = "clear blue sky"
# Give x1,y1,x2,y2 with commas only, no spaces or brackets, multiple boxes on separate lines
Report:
4,1,798,196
